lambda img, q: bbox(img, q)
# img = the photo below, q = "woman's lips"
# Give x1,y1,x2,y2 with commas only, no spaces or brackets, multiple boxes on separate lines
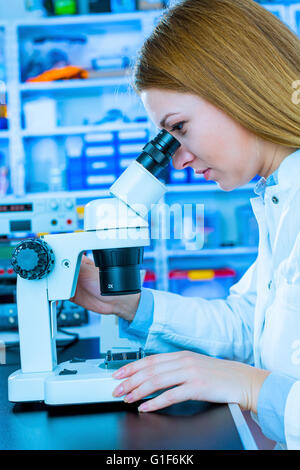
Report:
195,168,211,180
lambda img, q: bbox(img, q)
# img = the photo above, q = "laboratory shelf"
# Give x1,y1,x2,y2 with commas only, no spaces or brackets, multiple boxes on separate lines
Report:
0,131,10,139
19,76,131,93
14,10,160,28
21,121,150,138
21,182,257,200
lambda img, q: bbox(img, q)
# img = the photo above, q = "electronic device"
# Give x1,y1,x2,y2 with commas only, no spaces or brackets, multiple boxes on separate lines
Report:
0,196,77,236
0,236,86,332
8,129,180,405
0,298,88,331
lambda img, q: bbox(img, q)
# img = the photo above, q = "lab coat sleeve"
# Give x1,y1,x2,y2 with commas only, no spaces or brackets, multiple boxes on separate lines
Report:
143,258,258,363
118,287,154,346
257,372,296,444
284,381,300,449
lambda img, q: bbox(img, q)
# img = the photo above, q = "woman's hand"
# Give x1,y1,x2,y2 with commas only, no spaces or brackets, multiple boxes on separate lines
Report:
69,254,141,322
112,350,270,413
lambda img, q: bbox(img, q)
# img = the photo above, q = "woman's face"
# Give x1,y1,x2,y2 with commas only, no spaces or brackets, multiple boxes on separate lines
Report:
140,89,287,191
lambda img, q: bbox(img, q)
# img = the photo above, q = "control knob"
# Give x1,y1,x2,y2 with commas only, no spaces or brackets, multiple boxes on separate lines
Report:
11,238,55,280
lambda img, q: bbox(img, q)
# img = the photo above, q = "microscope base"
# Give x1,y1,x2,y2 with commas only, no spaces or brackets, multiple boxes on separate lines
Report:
8,358,125,405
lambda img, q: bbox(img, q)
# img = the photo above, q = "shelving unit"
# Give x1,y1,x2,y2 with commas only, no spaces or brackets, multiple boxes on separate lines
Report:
0,3,299,297
1,10,162,195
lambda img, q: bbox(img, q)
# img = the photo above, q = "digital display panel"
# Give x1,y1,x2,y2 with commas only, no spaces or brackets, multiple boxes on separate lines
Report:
0,203,33,213
10,220,32,232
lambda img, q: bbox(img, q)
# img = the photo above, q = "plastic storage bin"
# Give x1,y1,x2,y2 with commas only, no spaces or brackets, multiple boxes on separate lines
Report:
115,128,149,175
168,268,236,300
83,132,118,189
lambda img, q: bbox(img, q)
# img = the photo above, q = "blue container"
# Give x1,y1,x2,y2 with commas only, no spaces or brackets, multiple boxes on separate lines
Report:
83,133,117,170
83,132,118,186
116,128,149,175
84,145,117,174
67,174,84,191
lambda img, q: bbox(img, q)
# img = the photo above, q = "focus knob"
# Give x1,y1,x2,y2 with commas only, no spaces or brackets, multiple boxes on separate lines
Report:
11,238,55,280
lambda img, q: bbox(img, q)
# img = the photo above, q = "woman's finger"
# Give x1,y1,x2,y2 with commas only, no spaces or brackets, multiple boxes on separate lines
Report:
122,367,189,403
113,357,186,397
138,384,192,413
81,254,95,266
112,351,189,380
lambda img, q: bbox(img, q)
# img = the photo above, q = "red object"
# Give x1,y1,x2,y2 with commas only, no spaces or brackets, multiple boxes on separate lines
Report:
0,268,5,275
214,268,236,278
66,219,73,225
7,268,14,274
144,271,156,282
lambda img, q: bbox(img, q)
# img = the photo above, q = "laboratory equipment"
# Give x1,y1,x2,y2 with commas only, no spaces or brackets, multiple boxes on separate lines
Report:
0,195,77,235
8,129,180,405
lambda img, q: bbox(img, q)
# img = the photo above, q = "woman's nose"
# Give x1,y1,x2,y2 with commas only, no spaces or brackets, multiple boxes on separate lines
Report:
172,146,195,170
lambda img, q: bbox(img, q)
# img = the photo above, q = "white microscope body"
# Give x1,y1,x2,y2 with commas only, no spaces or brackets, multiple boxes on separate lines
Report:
8,130,180,405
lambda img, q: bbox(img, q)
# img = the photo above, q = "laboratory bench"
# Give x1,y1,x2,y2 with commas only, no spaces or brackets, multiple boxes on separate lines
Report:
0,337,261,451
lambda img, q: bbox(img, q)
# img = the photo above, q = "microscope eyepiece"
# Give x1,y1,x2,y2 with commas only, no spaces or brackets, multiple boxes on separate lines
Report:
136,129,180,177
92,129,181,296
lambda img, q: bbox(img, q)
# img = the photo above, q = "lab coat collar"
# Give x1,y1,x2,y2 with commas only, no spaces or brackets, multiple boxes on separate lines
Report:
253,148,300,198
277,148,300,189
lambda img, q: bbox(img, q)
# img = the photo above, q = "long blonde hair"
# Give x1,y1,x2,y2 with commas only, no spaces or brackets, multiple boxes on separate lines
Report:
132,0,300,148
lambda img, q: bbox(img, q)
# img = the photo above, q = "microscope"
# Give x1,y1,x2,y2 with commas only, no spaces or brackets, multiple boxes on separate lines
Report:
8,130,180,405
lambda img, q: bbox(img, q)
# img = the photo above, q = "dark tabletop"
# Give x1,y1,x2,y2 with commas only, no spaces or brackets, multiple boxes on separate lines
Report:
0,338,244,450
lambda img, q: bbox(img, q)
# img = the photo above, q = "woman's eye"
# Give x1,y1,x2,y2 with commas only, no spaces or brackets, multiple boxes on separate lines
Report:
170,121,186,134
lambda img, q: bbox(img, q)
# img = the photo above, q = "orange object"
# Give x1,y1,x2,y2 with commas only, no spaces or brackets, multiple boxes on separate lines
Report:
26,65,89,83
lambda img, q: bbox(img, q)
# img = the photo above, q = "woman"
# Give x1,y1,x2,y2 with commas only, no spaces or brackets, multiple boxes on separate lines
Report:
71,0,300,449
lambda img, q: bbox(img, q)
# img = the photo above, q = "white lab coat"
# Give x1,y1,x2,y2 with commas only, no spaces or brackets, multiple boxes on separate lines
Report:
144,149,300,450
